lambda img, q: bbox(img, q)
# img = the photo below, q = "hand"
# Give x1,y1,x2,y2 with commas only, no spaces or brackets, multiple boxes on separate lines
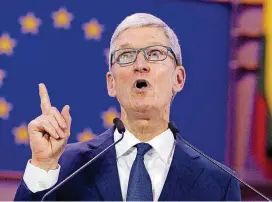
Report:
28,83,72,171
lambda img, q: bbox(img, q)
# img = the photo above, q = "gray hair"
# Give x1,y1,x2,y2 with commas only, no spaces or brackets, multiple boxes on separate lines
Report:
108,13,182,70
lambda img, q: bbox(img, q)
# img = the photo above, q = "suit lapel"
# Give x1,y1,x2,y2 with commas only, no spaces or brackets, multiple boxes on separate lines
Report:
159,138,203,201
84,127,123,201
159,137,227,201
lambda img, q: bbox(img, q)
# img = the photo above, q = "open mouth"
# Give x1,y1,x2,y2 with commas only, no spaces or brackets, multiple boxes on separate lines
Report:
134,79,149,89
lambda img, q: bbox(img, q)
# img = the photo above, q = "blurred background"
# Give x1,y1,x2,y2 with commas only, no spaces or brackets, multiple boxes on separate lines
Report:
0,0,271,200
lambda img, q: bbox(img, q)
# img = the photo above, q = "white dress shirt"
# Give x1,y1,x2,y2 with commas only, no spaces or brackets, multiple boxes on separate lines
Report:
23,128,175,201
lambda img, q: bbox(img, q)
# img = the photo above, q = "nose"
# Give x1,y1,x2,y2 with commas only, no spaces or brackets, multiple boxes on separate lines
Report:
133,51,150,73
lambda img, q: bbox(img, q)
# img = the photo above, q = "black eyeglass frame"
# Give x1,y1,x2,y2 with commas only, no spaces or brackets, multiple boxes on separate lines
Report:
110,45,179,67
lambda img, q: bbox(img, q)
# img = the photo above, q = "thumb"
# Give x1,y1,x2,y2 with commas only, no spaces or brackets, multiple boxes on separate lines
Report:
61,105,71,130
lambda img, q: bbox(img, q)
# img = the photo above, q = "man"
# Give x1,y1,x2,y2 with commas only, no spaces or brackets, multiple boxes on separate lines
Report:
14,13,241,201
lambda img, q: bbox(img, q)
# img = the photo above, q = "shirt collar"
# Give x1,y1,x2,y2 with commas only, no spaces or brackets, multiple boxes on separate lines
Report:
114,127,175,164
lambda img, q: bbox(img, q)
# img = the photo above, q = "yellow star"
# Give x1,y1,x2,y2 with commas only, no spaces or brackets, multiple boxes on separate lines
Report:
0,33,16,55
82,19,104,40
19,12,41,34
77,128,96,142
101,107,120,128
0,69,6,87
12,123,29,145
52,7,73,29
0,97,12,119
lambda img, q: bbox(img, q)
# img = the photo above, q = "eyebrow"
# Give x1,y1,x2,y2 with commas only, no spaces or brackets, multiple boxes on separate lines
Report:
117,42,166,49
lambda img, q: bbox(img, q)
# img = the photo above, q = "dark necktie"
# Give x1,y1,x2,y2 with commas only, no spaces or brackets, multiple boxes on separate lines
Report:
126,143,153,201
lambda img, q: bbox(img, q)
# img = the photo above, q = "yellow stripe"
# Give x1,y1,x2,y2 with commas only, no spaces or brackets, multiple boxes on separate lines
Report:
264,0,272,115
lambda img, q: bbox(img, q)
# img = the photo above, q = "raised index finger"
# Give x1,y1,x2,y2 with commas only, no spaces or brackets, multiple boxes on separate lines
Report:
39,83,52,114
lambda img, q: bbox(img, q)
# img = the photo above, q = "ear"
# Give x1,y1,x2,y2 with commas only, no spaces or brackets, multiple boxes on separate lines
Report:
172,66,186,94
106,71,117,97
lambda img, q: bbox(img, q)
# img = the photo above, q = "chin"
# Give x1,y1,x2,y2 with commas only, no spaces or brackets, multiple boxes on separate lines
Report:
120,93,163,111
134,103,151,111
132,99,158,113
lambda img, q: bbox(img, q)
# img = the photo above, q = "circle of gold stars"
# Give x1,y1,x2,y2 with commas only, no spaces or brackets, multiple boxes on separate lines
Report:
0,7,118,145
1,8,105,56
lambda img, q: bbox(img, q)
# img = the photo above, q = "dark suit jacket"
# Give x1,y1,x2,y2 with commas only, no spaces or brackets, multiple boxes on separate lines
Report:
14,126,241,201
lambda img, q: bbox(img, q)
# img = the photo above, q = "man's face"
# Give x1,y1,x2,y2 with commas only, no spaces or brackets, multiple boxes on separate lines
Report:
107,26,185,114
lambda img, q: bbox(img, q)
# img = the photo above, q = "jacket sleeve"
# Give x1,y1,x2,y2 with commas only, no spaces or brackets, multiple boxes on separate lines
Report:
13,142,82,201
14,179,56,201
13,160,60,201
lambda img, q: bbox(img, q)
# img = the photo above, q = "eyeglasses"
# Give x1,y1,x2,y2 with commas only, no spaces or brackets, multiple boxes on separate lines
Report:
110,45,178,67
